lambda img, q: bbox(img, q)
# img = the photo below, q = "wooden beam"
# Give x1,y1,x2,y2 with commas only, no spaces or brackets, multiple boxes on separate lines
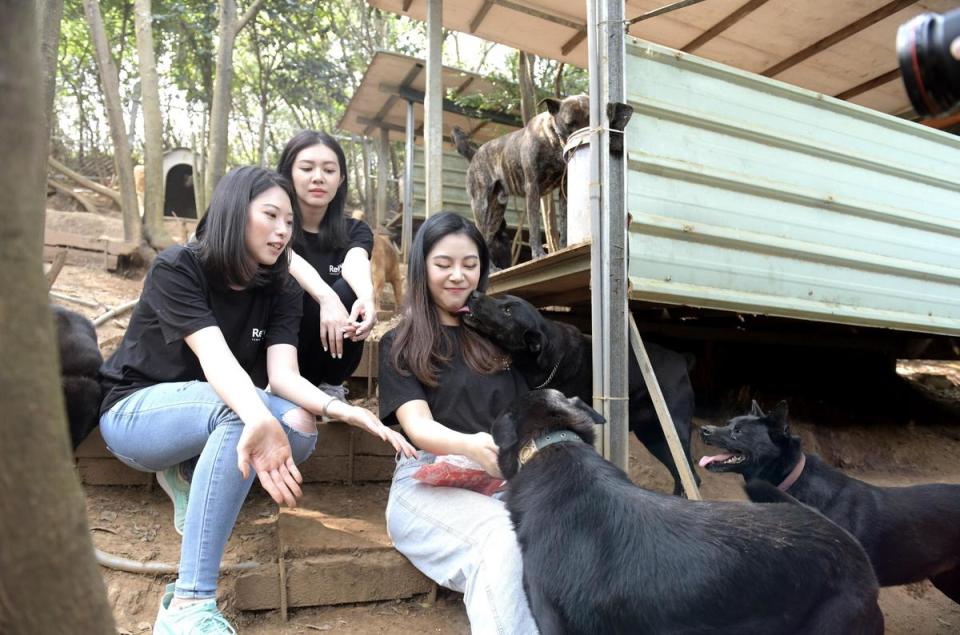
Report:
561,29,587,56
452,76,475,97
379,83,524,127
363,63,423,136
357,117,408,135
469,0,494,33
834,68,900,100
402,0,413,11
682,0,770,53
628,0,709,26
492,0,582,30
762,0,920,77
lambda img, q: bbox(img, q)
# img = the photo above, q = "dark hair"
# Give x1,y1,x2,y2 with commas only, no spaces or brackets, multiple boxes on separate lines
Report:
195,166,299,290
391,211,507,387
276,130,349,251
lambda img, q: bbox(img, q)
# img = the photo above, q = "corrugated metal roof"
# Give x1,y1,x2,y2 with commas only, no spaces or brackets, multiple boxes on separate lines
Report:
366,0,958,120
338,50,522,144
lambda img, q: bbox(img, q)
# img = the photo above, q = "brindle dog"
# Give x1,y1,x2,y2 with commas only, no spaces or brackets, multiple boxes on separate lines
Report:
701,400,960,604
452,95,591,265
493,389,884,635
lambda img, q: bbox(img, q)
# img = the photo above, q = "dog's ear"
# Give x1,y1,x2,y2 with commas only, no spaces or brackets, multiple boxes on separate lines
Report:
541,97,562,116
568,396,606,426
769,400,789,433
607,102,634,131
523,329,543,354
750,400,765,417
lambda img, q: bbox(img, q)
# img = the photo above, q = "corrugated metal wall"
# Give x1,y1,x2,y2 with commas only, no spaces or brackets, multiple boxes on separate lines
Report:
410,148,527,229
624,39,960,336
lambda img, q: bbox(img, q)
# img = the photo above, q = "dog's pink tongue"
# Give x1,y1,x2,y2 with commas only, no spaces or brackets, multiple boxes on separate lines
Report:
699,453,733,468
455,305,471,314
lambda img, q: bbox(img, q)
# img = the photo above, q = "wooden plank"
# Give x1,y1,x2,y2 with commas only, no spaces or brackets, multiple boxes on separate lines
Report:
44,229,107,252
682,0,770,53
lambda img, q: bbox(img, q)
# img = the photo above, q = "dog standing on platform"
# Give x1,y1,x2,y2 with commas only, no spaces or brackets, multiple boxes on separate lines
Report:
452,95,590,265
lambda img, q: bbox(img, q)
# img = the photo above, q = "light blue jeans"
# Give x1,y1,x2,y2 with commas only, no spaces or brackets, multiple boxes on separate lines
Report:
386,452,539,635
99,381,317,599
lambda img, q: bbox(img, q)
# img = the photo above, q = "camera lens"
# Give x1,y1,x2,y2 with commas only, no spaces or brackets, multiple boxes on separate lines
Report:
896,10,960,117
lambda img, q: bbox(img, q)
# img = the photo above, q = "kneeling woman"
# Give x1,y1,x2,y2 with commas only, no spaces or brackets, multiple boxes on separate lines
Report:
378,212,537,633
99,166,413,634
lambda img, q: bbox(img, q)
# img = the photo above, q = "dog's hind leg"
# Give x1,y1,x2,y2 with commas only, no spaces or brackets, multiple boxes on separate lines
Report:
931,567,960,605
798,593,884,635
523,580,566,635
524,181,545,259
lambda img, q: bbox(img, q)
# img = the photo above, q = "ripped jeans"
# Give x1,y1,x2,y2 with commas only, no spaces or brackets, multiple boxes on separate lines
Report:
99,380,317,599
386,452,539,634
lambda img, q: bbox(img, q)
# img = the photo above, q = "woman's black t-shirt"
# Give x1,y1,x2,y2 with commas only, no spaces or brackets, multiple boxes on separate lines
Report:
377,326,528,438
294,217,374,384
98,245,303,414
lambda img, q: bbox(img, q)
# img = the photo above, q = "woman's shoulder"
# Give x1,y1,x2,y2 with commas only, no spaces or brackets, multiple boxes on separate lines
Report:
155,243,198,268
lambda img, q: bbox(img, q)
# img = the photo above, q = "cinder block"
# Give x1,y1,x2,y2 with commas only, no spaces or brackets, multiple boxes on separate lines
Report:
75,427,112,458
78,458,151,485
234,551,432,610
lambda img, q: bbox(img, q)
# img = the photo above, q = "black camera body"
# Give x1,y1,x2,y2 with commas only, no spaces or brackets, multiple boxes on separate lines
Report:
897,9,960,118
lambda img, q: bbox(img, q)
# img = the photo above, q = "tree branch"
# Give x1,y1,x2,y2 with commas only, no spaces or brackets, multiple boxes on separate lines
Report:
49,156,121,205
235,0,266,35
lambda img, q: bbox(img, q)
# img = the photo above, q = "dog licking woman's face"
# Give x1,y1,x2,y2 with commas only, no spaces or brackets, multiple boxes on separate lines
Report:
426,231,481,325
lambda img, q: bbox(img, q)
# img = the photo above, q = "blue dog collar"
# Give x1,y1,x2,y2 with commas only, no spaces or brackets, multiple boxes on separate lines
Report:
518,430,584,469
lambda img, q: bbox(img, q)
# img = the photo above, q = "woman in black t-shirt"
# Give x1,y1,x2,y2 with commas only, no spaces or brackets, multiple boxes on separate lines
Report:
378,212,537,633
99,167,414,634
278,131,375,400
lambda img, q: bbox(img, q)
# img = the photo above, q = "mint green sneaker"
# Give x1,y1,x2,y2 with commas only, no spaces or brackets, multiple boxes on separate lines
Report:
156,464,190,536
153,585,237,635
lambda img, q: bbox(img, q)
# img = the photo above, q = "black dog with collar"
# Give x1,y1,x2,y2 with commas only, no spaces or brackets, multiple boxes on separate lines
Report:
493,389,884,635
700,400,960,604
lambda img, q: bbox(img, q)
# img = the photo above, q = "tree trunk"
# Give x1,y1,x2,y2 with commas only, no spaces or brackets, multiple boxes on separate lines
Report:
82,0,141,244
37,0,65,249
518,52,559,252
204,0,266,207
133,0,173,249
0,4,116,633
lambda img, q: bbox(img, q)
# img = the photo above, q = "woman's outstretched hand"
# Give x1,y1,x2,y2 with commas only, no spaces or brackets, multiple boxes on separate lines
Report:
466,432,503,479
237,419,304,507
345,405,417,458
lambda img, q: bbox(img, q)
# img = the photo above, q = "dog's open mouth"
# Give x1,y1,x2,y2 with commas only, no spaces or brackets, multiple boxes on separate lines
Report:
698,452,747,471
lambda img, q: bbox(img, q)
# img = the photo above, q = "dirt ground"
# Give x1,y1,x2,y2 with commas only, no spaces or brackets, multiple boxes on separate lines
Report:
50,208,960,633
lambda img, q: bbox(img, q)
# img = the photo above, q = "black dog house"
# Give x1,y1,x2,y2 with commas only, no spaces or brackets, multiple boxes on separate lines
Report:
162,148,197,219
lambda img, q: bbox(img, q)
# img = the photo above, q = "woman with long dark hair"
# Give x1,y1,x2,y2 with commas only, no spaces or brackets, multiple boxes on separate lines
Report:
277,131,376,404
99,166,413,634
377,211,537,633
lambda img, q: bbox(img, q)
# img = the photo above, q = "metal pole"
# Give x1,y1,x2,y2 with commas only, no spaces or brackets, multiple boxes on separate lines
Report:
602,0,630,471
586,0,608,459
375,126,389,230
425,0,444,215
402,99,415,261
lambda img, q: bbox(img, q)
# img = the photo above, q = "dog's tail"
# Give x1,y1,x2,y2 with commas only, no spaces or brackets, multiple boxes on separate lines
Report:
743,479,799,504
451,126,476,161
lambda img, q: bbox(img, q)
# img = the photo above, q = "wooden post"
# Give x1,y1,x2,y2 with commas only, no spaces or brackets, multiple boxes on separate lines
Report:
627,313,702,500
375,126,389,230
402,100,415,260
425,0,443,215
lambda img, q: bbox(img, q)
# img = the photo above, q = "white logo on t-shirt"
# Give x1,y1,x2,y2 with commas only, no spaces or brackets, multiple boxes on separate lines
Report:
251,328,265,342
328,264,342,275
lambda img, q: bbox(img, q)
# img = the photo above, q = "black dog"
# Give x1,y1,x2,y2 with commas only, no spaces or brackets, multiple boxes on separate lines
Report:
53,305,102,448
700,401,960,604
493,389,884,635
464,291,699,496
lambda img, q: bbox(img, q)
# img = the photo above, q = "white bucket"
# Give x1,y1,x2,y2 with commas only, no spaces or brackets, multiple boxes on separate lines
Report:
563,127,592,245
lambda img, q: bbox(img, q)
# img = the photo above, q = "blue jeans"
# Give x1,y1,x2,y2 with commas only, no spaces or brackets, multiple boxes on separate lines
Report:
386,453,539,634
99,381,317,599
